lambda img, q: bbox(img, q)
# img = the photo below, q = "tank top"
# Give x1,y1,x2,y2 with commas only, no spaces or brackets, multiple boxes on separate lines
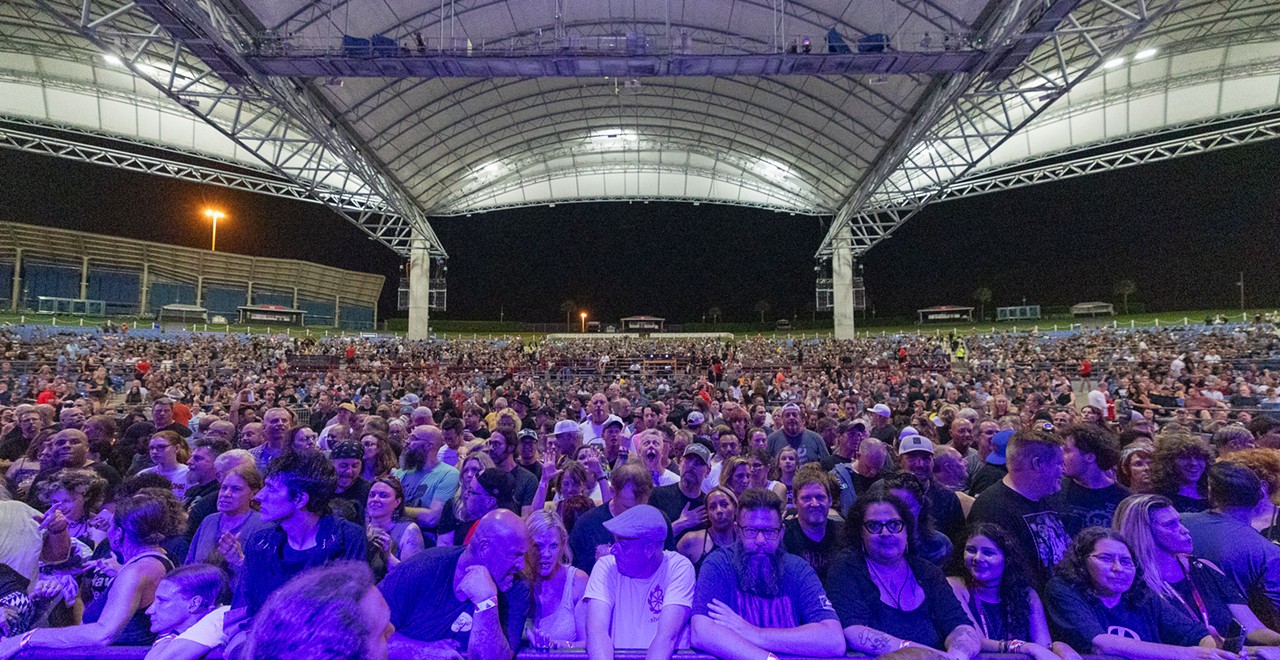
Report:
533,567,578,643
692,532,728,573
84,551,174,645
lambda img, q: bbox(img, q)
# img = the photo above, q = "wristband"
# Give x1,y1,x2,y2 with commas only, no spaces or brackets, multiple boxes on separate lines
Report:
898,639,912,649
1008,640,1026,652
474,597,497,613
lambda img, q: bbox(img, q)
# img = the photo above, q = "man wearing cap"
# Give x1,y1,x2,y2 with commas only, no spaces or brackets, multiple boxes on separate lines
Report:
514,428,544,481
692,488,844,659
571,464,661,575
765,403,829,467
331,440,372,525
868,403,898,445
317,401,357,448
381,509,530,660
580,393,612,444
551,418,583,461
897,435,965,540
484,427,539,514
584,504,695,660
967,429,1011,496
821,418,867,470
396,425,460,532
686,411,707,436
650,442,712,540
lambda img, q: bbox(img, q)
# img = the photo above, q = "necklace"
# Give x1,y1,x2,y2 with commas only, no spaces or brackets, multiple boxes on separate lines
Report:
866,558,913,610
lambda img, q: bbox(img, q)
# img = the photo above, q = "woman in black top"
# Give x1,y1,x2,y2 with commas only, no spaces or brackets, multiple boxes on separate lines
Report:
826,492,980,658
947,523,1074,660
1151,432,1212,513
1114,494,1280,648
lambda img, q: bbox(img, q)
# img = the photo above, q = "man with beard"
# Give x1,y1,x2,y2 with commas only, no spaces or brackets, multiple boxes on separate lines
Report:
702,431,741,493
821,418,867,470
397,425,460,531
331,441,372,525
896,435,965,540
585,504,695,660
0,405,43,461
782,466,845,583
650,443,711,540
484,428,537,514
248,408,292,472
439,418,467,468
635,429,679,487
690,488,843,659
380,509,530,660
765,403,828,466
514,428,543,481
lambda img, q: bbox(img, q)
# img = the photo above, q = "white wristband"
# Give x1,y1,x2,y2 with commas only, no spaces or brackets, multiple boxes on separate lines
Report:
474,597,497,613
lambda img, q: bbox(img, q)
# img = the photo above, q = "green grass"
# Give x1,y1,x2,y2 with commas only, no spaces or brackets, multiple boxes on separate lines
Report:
1,308,1269,341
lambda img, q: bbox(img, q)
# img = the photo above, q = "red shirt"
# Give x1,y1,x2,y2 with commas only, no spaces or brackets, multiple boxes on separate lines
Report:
37,389,56,405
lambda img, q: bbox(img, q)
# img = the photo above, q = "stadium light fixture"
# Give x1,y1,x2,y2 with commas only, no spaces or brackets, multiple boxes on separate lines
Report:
203,208,226,252
1103,58,1126,69
102,53,122,66
1134,48,1158,60
580,311,587,333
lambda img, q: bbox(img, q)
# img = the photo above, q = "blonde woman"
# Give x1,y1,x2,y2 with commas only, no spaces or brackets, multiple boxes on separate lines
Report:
524,510,587,649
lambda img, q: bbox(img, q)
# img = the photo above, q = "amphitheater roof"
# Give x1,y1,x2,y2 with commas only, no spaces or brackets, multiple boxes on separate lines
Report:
0,0,1277,257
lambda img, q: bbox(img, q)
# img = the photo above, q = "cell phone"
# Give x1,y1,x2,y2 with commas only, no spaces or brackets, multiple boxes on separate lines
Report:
1223,620,1244,653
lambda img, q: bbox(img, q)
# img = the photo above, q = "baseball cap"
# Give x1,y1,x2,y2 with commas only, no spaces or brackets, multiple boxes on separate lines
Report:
686,411,706,427
849,418,868,430
475,468,516,509
603,504,668,542
514,394,533,408
338,402,357,413
553,419,580,435
987,430,1014,466
898,435,935,456
871,403,892,418
399,393,420,407
603,414,625,430
682,443,712,465
517,429,540,444
330,441,362,460
781,403,803,413
898,426,919,441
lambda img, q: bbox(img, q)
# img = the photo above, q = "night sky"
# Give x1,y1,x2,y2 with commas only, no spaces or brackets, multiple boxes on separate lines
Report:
2,132,1278,324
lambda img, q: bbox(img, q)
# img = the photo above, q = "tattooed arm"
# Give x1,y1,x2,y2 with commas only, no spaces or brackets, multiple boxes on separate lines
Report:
843,625,906,655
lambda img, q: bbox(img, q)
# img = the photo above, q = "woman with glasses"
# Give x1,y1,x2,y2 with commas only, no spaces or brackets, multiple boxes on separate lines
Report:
1113,494,1280,651
358,431,397,482
676,486,739,572
744,448,779,493
826,492,980,657
140,431,190,499
872,473,952,567
1044,526,1234,659
946,524,1073,660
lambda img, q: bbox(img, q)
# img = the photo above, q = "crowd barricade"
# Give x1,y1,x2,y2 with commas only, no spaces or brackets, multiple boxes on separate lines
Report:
10,648,1127,660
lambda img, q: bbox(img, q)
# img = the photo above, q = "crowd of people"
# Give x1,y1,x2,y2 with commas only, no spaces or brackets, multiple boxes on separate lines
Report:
0,321,1279,659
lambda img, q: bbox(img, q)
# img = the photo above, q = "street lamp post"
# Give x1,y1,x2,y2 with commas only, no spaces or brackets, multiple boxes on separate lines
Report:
203,208,226,252
580,311,587,333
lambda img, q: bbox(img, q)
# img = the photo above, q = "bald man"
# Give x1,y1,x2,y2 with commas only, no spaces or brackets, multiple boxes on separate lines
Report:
381,509,530,660
25,428,120,507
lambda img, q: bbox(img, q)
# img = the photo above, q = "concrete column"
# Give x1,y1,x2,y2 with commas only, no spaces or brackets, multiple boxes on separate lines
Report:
139,263,150,315
80,256,90,299
10,248,21,312
292,287,299,309
832,224,857,340
195,276,203,308
334,295,341,328
407,240,431,340
246,281,254,306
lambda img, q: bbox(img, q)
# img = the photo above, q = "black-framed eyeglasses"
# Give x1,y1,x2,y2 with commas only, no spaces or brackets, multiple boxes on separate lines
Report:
740,526,782,540
864,519,905,534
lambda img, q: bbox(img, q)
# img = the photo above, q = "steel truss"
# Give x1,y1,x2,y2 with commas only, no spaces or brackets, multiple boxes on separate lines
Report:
816,0,1184,257
929,111,1280,202
26,0,445,257
0,121,415,216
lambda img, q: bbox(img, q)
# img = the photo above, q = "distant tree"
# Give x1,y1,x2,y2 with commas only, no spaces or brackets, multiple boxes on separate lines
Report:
559,300,576,332
1115,279,1137,314
973,286,993,321
707,306,722,324
754,299,771,324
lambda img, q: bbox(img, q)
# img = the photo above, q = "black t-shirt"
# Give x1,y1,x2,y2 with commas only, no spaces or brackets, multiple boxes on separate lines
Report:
516,459,542,482
967,464,1007,497
1169,558,1246,636
1058,480,1129,536
820,453,853,471
568,503,615,575
507,465,538,510
827,548,972,650
649,484,705,537
782,518,846,583
1168,492,1210,513
1045,576,1208,653
968,481,1071,588
334,477,372,526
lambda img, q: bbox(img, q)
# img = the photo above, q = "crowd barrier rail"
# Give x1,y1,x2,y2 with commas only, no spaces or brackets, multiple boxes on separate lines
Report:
10,648,1125,660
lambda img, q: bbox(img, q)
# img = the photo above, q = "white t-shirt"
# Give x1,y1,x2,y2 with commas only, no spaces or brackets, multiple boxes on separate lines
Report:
140,464,190,499
150,606,228,656
584,552,694,650
1087,390,1108,411
580,420,606,444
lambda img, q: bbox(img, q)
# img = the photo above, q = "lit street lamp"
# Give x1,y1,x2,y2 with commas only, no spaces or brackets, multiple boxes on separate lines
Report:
580,311,587,333
203,208,226,252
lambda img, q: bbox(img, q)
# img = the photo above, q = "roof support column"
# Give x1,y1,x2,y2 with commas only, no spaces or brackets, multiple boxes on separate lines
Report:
832,224,857,340
407,239,431,340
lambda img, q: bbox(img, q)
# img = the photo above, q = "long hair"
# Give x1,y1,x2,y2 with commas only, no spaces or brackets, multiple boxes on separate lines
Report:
360,432,398,477
114,488,188,545
1150,432,1213,498
1112,494,1179,601
246,561,378,660
950,523,1033,640
843,491,918,557
1054,527,1147,607
524,509,572,596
